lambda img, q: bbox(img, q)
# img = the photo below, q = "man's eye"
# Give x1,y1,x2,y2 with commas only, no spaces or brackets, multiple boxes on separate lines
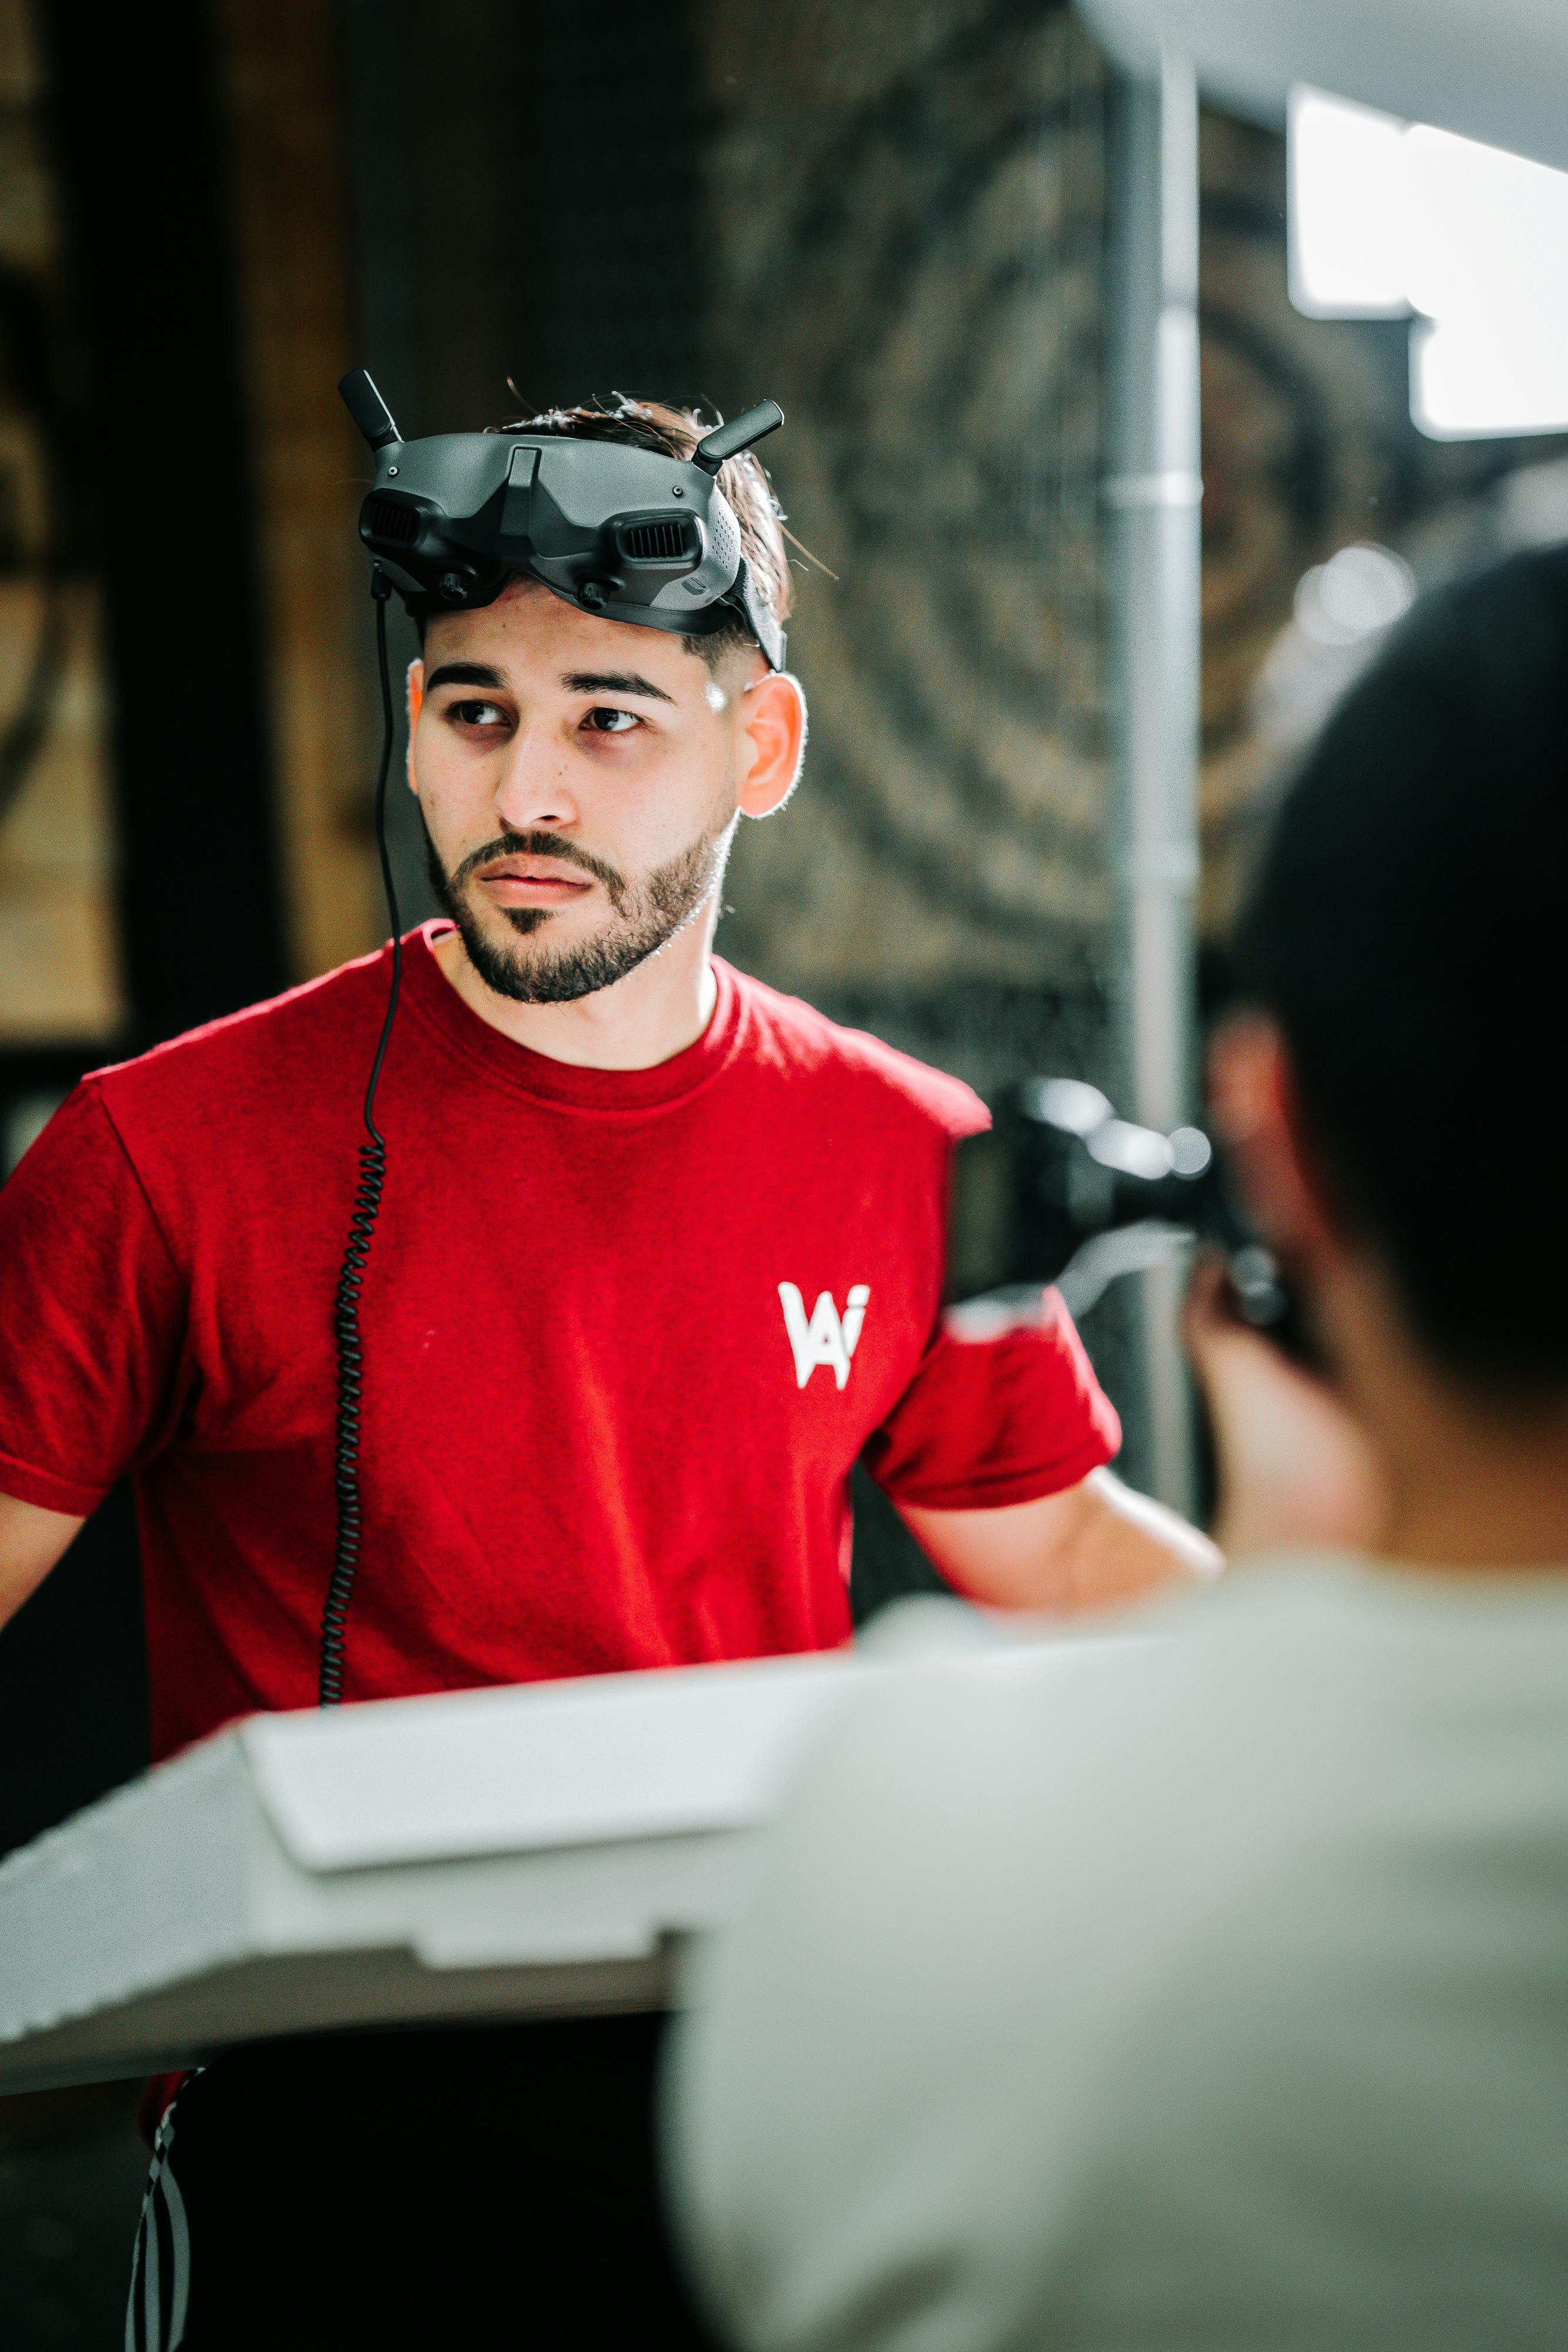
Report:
584,707,640,734
450,699,508,727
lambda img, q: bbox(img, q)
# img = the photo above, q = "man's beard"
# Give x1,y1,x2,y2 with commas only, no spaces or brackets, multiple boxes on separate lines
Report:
422,813,735,1005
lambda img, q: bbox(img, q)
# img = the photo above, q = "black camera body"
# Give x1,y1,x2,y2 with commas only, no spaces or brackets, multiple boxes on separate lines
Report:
948,1078,1302,1346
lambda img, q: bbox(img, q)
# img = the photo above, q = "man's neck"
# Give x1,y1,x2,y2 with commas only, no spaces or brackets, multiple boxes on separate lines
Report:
429,907,720,1071
1330,1269,1568,1571
1379,1402,1568,1571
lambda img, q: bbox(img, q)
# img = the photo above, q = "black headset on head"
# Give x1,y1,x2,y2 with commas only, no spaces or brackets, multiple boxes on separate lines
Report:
318,372,787,1704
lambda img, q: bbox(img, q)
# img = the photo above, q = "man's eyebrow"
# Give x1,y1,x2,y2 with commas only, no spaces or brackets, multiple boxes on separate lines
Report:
561,669,676,705
424,662,505,692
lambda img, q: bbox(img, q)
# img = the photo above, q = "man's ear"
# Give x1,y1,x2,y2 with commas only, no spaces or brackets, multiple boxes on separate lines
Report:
735,670,807,818
1207,1014,1339,1267
405,659,424,796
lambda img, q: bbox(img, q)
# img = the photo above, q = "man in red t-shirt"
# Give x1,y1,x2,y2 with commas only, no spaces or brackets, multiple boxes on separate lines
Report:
0,398,1212,2347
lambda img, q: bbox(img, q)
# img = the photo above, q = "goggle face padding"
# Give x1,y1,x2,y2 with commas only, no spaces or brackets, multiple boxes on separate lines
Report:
340,370,787,669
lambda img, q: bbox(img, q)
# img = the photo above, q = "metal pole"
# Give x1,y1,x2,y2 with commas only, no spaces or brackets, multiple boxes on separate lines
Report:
1106,48,1202,1515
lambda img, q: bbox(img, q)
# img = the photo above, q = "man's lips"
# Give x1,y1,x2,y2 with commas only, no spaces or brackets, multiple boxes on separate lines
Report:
476,859,594,901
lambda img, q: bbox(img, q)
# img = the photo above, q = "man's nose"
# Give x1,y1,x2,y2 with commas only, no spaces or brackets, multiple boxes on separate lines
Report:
493,729,580,833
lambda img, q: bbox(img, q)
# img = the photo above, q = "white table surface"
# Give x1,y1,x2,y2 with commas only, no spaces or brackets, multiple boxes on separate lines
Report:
0,1633,1130,2095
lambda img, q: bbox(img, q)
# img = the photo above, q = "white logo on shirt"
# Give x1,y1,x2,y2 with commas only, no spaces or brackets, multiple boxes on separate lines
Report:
778,1283,871,1391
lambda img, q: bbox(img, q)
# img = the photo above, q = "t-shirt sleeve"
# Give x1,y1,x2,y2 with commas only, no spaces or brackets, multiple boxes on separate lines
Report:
0,1082,190,1516
861,1289,1120,1511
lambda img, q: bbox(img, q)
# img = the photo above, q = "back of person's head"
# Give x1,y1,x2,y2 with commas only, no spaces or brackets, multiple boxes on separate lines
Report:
489,394,793,665
1233,542,1568,1396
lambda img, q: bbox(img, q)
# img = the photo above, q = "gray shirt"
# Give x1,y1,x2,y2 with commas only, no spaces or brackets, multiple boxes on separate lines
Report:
669,1556,1568,2350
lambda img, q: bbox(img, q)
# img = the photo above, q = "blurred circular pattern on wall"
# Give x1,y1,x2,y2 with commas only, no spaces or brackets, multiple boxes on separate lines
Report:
708,0,1113,994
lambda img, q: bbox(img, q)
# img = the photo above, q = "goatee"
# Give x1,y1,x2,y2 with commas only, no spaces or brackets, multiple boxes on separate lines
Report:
422,816,735,1005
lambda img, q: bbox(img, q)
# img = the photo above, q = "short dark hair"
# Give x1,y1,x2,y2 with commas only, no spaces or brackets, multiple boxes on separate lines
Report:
487,394,793,667
1233,542,1568,1394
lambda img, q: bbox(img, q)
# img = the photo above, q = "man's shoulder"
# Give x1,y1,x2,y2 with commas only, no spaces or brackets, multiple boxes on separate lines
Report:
83,940,396,1124
724,963,987,1142
687,1567,1568,2352
805,1558,1568,1915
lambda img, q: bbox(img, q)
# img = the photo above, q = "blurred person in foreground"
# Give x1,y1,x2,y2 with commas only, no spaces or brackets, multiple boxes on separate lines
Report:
668,542,1568,2351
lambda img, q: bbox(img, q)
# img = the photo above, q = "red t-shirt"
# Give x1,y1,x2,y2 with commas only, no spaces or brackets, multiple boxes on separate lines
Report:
0,929,1117,1758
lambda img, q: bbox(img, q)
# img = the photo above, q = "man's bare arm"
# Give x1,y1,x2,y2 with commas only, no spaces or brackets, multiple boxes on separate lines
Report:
897,1467,1219,1615
0,1492,86,1631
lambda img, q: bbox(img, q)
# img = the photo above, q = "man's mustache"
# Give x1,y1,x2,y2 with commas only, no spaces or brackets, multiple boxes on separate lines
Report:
451,830,627,903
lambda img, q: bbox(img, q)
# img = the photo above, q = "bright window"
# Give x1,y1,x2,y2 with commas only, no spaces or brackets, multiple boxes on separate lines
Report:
1288,86,1568,439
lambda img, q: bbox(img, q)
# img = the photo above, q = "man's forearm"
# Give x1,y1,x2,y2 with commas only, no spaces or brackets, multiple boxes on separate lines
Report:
1057,1469,1221,1609
0,1492,85,1632
898,1468,1219,1615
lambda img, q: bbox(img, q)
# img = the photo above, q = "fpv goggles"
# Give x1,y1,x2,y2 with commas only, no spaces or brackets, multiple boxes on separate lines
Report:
339,369,787,668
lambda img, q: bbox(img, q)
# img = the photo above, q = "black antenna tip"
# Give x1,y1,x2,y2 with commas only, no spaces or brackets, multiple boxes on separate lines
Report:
693,399,784,476
340,368,401,452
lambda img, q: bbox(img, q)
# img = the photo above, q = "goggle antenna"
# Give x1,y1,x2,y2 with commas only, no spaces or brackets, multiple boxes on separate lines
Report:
340,368,402,452
692,399,784,477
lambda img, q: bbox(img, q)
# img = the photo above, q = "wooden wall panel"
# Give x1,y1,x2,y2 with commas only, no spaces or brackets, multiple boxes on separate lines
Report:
217,0,381,981
0,0,121,1042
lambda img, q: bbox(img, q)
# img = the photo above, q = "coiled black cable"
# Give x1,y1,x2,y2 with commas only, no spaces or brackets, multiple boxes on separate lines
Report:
319,570,402,1706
